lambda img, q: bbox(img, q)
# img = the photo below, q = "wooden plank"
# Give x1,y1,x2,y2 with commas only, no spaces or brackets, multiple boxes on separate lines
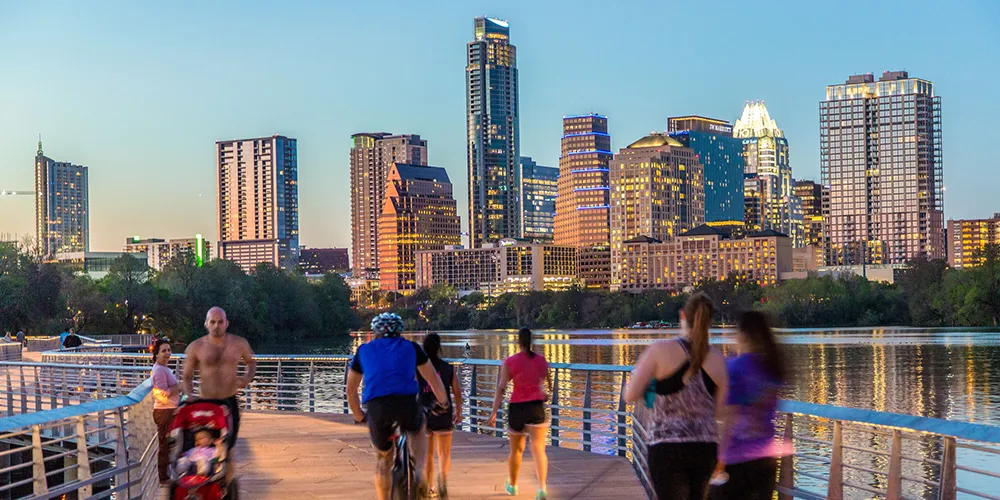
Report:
233,411,647,499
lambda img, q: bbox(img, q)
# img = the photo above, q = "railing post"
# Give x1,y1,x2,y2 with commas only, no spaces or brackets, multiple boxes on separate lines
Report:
938,436,956,500
550,368,560,447
617,373,627,458
493,365,502,438
886,430,903,500
276,359,284,411
19,365,27,414
32,424,48,496
308,362,316,413
469,365,478,431
35,366,42,412
95,370,103,399
5,367,12,416
342,360,351,415
582,370,593,452
76,415,93,498
113,408,130,496
826,420,843,500
778,413,794,500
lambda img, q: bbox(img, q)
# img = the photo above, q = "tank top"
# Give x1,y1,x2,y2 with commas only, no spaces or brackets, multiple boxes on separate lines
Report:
645,339,718,445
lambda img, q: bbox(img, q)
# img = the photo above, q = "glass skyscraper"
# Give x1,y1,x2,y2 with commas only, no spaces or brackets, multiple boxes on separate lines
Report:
519,156,558,241
668,116,744,223
34,140,89,257
466,17,520,248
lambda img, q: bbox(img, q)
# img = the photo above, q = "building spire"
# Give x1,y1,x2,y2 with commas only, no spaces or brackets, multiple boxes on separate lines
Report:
37,134,42,156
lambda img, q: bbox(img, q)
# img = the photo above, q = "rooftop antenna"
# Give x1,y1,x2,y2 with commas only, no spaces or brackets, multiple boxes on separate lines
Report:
37,134,42,155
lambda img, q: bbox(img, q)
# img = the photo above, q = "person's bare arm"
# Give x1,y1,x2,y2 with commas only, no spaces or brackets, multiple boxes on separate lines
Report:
624,344,658,403
238,338,257,388
181,343,198,397
451,375,464,425
487,363,511,427
417,361,448,405
347,368,365,423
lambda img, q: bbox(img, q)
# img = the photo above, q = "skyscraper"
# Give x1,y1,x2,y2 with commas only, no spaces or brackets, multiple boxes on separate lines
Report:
610,133,705,288
216,135,299,273
467,17,519,247
734,101,796,240
378,164,460,293
795,180,825,258
34,140,89,257
554,114,613,247
519,156,558,241
668,116,745,223
349,133,428,276
821,71,944,265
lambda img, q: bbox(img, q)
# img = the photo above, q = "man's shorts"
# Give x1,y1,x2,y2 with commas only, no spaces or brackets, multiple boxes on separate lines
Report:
366,394,424,452
222,395,241,449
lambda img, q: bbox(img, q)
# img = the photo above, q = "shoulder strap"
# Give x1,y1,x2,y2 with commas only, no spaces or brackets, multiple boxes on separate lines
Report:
677,338,691,355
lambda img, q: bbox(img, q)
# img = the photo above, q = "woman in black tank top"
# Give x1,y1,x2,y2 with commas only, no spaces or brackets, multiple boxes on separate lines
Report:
417,334,464,497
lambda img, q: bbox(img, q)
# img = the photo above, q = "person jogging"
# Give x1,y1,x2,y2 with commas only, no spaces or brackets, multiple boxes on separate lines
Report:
418,333,464,497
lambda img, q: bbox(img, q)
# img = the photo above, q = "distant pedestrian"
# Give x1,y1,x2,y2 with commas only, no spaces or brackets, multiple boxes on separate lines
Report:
59,329,70,347
710,310,788,500
63,329,83,349
2,332,12,343
625,292,729,500
151,337,180,485
16,329,25,346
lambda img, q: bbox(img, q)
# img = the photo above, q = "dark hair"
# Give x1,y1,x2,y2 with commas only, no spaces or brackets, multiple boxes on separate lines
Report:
152,338,171,362
423,333,442,363
738,310,786,383
518,327,535,358
683,292,714,382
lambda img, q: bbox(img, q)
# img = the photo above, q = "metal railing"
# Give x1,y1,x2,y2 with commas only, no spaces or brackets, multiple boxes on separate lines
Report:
24,337,61,353
0,342,21,362
84,335,154,347
0,376,157,499
29,350,1000,500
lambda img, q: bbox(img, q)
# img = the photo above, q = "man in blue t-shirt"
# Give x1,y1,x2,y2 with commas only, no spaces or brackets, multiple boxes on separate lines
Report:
347,312,448,500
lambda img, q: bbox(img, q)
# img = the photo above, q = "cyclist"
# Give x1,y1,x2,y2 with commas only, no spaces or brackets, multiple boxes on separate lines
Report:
347,313,449,500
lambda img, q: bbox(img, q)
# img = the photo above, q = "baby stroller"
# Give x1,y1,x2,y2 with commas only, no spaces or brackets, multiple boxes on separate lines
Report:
168,400,238,500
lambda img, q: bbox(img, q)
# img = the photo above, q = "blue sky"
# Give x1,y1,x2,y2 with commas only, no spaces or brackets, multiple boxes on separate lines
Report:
1,0,998,251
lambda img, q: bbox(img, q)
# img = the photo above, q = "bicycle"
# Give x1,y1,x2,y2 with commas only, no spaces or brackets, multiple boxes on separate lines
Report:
391,425,416,500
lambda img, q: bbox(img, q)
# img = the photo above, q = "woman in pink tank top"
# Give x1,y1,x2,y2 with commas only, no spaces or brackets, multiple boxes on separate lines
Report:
488,328,552,500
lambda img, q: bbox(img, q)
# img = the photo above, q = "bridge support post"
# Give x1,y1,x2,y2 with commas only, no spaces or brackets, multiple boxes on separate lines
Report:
827,420,843,500
32,424,48,496
75,415,93,497
582,371,593,452
938,436,956,500
550,368,560,447
617,373,627,457
887,430,903,500
113,408,130,497
778,413,794,500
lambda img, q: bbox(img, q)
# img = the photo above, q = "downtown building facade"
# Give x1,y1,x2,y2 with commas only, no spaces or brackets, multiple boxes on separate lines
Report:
378,164,461,293
795,180,826,265
820,71,944,265
299,247,350,275
668,116,745,223
519,157,558,241
124,236,212,271
34,141,89,257
610,133,705,289
415,241,576,295
216,135,299,273
467,17,520,247
618,224,793,292
947,216,1000,268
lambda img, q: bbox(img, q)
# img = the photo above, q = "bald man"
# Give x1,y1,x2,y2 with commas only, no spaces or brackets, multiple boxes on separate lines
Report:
182,307,257,449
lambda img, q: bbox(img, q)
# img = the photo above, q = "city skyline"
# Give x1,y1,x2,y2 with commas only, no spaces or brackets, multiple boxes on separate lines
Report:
0,1,997,252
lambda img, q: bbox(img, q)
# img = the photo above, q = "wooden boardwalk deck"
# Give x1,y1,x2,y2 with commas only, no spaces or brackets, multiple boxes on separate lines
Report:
232,412,646,499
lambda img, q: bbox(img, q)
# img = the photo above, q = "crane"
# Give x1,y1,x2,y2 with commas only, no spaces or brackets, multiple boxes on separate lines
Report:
0,190,34,197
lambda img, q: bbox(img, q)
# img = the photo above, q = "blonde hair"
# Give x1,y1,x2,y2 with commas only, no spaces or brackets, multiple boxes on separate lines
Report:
683,293,714,382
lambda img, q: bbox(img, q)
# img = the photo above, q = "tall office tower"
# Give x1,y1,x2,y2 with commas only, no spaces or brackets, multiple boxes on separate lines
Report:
378,164,461,293
216,135,299,273
349,133,428,276
519,157,558,241
821,71,944,265
795,180,825,255
554,114,613,247
734,101,795,239
34,140,89,257
668,116,745,222
467,17,520,247
610,133,705,288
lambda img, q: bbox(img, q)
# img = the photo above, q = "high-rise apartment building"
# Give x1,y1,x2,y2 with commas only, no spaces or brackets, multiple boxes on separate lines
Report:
795,180,825,263
554,114,613,248
216,135,299,273
125,236,211,271
734,101,798,242
668,116,745,223
350,133,428,276
378,164,461,293
519,157,558,241
610,133,705,288
821,71,944,265
34,141,89,257
467,17,520,247
415,241,576,294
948,216,1000,268
299,247,350,275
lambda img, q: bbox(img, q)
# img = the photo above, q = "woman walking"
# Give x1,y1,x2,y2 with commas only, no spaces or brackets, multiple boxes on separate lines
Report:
624,293,729,500
418,333,464,497
711,310,787,500
151,338,181,485
487,328,552,500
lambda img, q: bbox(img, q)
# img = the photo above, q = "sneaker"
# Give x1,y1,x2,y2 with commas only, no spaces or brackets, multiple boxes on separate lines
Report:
505,479,518,496
417,480,432,500
536,489,547,500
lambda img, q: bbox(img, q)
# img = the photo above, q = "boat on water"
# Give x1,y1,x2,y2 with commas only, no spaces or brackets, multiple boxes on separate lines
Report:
628,320,675,329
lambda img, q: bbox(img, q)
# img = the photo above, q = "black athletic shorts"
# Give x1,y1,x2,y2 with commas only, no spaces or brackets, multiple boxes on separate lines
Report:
223,395,241,449
366,394,424,452
507,400,547,433
426,406,454,433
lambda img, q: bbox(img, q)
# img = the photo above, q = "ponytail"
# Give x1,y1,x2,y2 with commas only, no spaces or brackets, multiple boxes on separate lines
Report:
518,327,536,359
423,333,442,363
683,293,714,382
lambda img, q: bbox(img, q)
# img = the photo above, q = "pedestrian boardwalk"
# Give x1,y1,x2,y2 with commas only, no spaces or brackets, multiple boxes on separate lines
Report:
232,412,646,499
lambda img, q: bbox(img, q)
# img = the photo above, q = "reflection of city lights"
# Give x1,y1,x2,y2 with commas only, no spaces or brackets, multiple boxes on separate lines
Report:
873,343,886,413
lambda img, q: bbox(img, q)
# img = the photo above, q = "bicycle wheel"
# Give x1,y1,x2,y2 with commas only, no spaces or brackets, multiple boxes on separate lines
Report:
391,433,412,500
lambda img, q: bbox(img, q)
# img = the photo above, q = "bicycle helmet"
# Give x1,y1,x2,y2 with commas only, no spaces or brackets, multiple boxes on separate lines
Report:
370,312,405,337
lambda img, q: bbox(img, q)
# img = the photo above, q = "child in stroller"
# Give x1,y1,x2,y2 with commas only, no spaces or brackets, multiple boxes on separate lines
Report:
168,400,237,500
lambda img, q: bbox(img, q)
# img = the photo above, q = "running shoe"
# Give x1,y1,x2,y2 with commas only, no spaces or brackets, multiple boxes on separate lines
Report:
536,489,547,500
505,479,518,496
437,476,448,497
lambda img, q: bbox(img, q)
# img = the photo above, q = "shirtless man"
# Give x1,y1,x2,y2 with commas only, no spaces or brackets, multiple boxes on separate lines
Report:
181,307,257,456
